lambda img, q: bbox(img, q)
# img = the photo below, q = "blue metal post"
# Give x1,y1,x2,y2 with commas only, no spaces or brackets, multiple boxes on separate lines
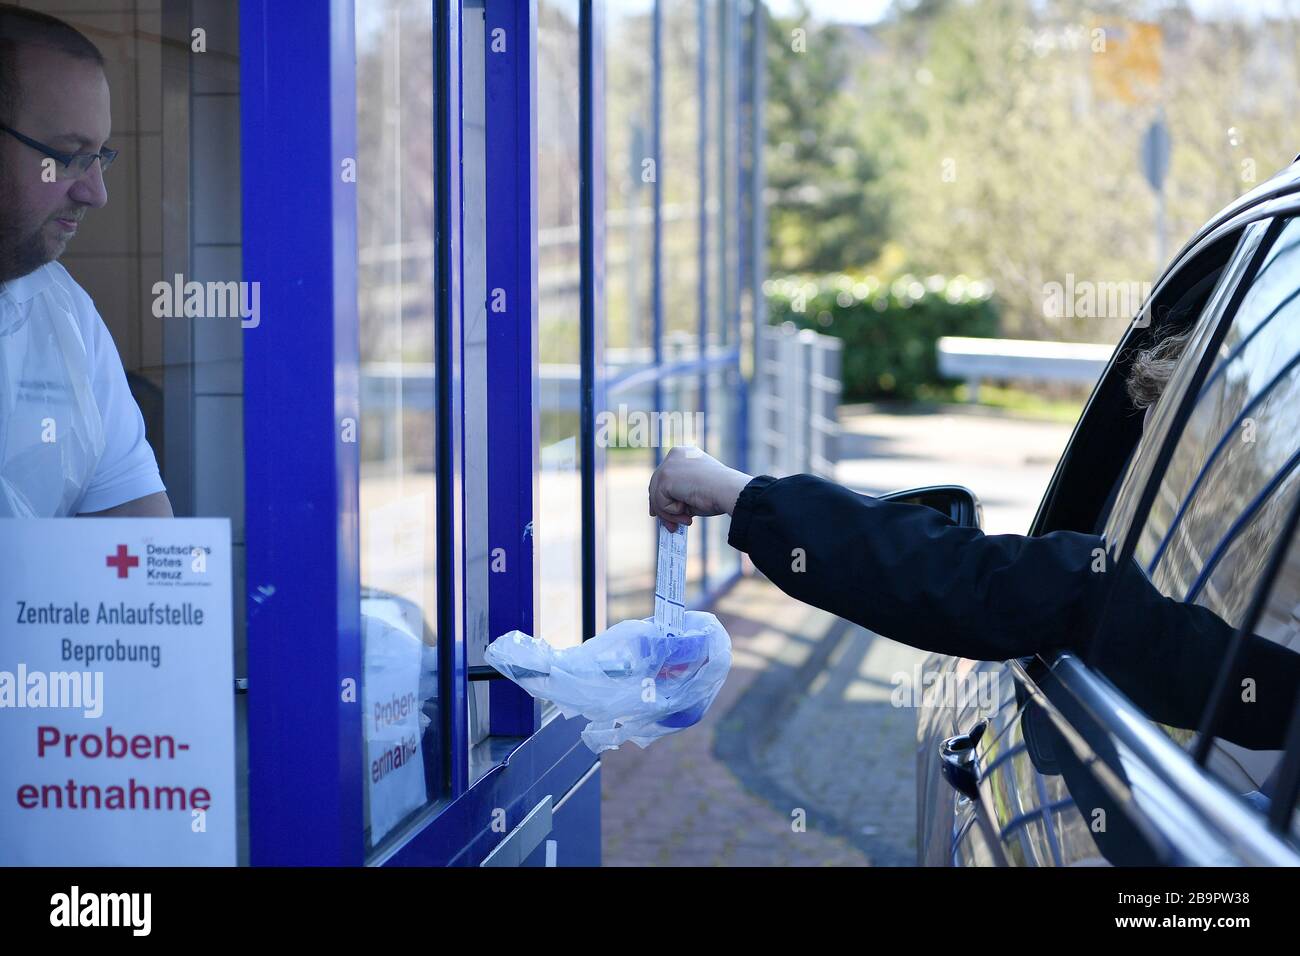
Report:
581,0,607,640
242,0,364,865
742,0,765,478
696,0,710,589
435,0,469,796
651,0,664,470
485,0,541,734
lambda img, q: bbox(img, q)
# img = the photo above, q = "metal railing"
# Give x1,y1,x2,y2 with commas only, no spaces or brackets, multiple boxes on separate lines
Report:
751,322,842,480
937,336,1112,402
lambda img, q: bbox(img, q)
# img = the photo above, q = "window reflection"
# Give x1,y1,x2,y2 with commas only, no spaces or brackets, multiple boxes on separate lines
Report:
1138,221,1300,615
707,367,741,587
1121,218,1300,809
605,384,657,625
604,2,657,626
355,0,441,849
661,0,701,347
538,0,583,649
605,2,655,377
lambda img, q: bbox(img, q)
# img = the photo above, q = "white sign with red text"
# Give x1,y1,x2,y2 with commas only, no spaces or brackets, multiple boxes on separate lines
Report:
0,518,235,865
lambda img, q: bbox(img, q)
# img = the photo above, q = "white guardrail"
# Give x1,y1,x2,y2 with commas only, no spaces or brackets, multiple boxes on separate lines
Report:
936,336,1112,402
752,322,842,480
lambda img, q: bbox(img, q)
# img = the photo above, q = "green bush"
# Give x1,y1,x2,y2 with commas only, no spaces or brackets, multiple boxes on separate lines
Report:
765,273,999,401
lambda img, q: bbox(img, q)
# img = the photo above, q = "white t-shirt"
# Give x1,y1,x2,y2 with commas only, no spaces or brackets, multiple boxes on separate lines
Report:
0,262,165,513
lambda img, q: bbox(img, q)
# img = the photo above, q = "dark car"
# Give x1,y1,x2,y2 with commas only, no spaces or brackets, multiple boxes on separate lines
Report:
913,160,1300,865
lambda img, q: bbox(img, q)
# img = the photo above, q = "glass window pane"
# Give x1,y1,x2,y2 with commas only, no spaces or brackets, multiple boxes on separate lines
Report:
659,372,705,601
603,1,658,629
605,1,655,380
538,0,583,648
1102,225,1267,553
605,382,657,625
1139,221,1300,611
661,0,701,352
1268,537,1300,845
356,0,442,850
460,1,499,774
706,367,742,588
3,1,248,859
707,0,731,352
1111,218,1300,806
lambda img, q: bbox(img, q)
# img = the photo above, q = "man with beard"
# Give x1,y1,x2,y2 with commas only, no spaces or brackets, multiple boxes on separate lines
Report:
0,4,170,516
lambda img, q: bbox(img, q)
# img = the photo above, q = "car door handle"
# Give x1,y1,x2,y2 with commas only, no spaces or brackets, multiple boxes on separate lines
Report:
939,720,988,802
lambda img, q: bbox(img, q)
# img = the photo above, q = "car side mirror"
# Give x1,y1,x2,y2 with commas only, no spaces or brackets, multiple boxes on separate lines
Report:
879,484,983,529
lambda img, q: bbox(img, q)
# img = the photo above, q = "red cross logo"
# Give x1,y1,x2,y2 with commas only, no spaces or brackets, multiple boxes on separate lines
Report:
106,544,139,579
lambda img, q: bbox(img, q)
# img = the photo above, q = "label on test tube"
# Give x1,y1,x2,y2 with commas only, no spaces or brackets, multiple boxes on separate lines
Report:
654,522,688,638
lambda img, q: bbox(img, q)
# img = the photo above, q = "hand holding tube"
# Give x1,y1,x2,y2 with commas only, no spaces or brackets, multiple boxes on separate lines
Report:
648,446,753,532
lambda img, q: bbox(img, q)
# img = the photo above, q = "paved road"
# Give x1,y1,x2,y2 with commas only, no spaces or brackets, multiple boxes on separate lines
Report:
600,404,1075,865
836,402,1074,535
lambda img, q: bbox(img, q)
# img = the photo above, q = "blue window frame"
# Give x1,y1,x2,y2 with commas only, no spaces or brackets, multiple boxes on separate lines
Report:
242,0,366,866
238,0,763,866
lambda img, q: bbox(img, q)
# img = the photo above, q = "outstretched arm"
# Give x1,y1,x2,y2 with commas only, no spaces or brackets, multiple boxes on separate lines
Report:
648,449,1299,751
729,473,1299,752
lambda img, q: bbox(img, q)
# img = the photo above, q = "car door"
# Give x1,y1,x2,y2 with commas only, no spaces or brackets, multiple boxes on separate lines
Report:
984,212,1300,865
927,205,1300,864
923,212,1259,865
1079,212,1300,858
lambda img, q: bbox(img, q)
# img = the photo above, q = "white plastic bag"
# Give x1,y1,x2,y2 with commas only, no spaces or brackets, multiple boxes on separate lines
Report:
485,610,732,753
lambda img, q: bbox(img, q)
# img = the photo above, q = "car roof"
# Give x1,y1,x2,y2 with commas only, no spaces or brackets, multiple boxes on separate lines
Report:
1184,158,1300,250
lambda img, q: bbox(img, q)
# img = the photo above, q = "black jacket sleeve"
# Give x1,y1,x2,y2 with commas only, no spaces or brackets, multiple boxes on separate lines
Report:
727,474,1300,751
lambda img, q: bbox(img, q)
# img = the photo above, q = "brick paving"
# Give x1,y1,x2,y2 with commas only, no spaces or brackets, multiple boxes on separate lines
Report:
601,577,875,865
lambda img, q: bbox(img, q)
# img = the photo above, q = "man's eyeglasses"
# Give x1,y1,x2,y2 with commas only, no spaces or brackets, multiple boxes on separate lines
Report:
0,123,117,181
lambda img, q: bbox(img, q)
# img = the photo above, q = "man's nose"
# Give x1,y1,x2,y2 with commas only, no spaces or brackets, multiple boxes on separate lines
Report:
67,159,109,208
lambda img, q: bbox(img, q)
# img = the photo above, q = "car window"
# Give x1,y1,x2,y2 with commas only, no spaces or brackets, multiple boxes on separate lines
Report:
1249,529,1300,846
1101,221,1272,551
1137,221,1300,616
1033,229,1245,540
1116,217,1300,804
1089,264,1226,536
